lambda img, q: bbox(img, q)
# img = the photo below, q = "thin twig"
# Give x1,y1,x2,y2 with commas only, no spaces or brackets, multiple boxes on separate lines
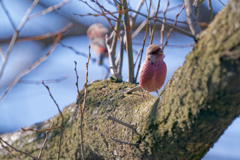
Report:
134,3,152,83
111,137,139,146
0,0,39,78
160,0,169,48
19,23,73,41
74,61,85,160
150,0,161,44
29,0,72,19
134,48,141,69
0,137,38,159
75,12,123,22
125,85,142,94
131,9,155,40
107,116,139,135
122,0,134,83
0,0,16,30
163,4,185,49
38,122,54,159
0,46,4,60
218,0,225,6
91,0,120,21
0,33,62,101
58,42,109,71
157,4,183,15
82,46,91,112
131,0,145,26
106,33,121,80
0,140,19,160
117,31,124,76
145,0,153,40
42,81,64,160
132,42,194,48
114,0,195,39
113,2,122,61
208,0,213,21
22,126,61,132
19,76,67,84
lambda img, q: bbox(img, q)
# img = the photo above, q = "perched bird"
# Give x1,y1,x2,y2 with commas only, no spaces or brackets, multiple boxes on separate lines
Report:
139,44,167,93
87,23,110,65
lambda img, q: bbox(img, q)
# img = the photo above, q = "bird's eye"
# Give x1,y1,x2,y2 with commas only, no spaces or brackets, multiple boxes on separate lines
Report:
151,51,156,54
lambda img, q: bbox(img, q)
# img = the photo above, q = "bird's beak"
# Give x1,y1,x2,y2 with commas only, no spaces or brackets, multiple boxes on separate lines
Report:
158,49,163,55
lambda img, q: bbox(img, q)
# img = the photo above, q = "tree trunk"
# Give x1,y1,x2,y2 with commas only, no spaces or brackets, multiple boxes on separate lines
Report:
0,0,240,159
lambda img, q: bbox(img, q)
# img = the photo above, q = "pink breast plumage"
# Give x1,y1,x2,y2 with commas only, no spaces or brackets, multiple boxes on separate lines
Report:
139,60,167,92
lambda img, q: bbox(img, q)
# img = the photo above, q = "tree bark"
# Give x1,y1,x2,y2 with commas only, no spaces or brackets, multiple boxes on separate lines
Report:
0,0,240,159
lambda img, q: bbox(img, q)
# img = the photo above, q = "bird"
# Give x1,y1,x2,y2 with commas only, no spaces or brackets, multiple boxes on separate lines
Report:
87,23,110,65
139,44,167,93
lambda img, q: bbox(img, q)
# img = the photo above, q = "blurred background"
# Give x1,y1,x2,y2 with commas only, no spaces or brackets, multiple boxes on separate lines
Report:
0,0,239,159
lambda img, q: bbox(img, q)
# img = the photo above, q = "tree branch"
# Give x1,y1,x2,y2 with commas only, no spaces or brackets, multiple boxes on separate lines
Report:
184,0,201,36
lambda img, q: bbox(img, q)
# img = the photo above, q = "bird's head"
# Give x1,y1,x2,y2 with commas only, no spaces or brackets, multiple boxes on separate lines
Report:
146,44,164,63
87,23,110,40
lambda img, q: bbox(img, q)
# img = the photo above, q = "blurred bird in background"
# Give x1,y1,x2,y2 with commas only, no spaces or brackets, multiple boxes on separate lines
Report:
87,23,110,65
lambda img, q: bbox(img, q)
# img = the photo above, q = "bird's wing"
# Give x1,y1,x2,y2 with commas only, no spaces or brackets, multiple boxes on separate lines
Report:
91,38,107,49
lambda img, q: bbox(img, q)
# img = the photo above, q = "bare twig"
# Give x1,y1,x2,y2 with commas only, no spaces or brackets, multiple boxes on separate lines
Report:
0,140,19,160
122,0,134,83
82,46,90,112
0,46,4,60
111,137,139,146
134,49,141,70
22,126,61,132
77,0,122,27
163,4,185,49
218,0,225,6
116,31,124,75
160,0,169,48
75,11,123,22
184,0,201,36
0,137,38,159
114,0,195,39
125,85,142,94
19,76,67,84
150,0,161,45
0,0,39,78
0,33,62,101
131,9,155,40
58,42,110,71
19,23,73,41
74,61,85,160
113,2,122,58
158,4,183,15
208,0,213,21
134,5,151,83
0,0,16,30
42,81,64,160
107,116,139,135
29,0,72,19
91,0,121,23
38,123,54,159
131,0,145,26
106,33,122,80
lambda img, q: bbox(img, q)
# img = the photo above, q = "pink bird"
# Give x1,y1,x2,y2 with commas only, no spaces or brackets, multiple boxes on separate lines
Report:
139,44,167,93
87,23,110,65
